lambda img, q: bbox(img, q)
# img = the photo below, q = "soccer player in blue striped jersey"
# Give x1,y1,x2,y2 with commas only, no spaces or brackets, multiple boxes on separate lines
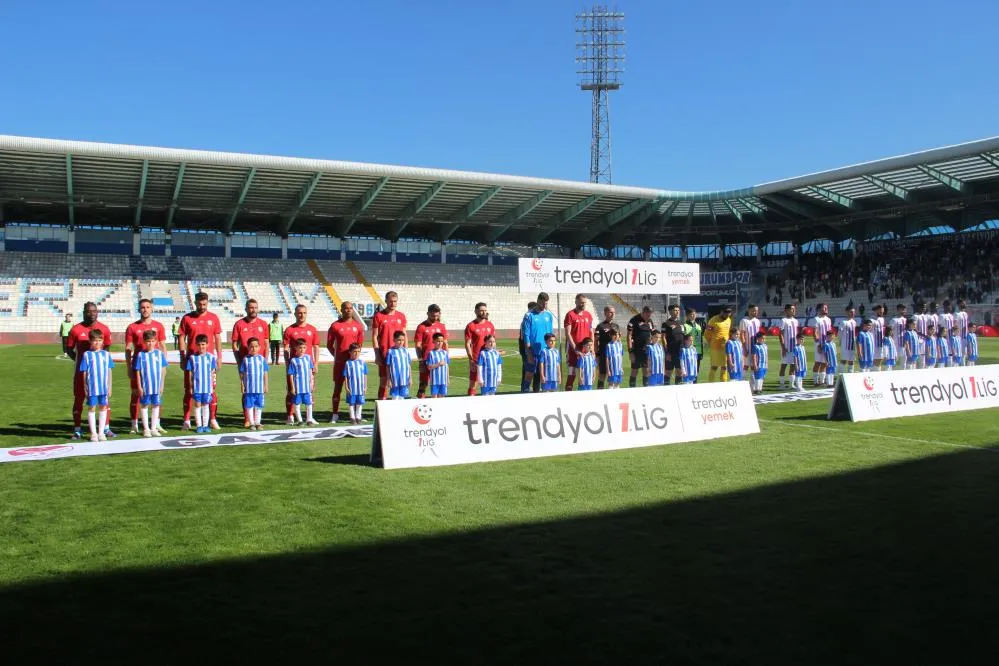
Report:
751,332,768,395
185,334,217,433
924,324,937,369
539,333,561,392
881,326,897,371
476,335,503,396
288,339,317,424
680,334,698,384
936,328,951,368
645,330,666,386
238,338,269,431
344,343,368,423
386,331,412,399
950,326,963,367
134,329,169,437
822,329,838,386
857,320,875,372
575,338,597,390
425,333,450,398
966,324,979,366
80,328,114,442
726,329,744,382
792,332,808,392
904,319,920,370
605,329,624,388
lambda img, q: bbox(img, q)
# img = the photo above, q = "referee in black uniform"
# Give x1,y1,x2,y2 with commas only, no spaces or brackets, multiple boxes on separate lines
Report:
594,305,619,389
662,302,685,385
627,306,656,387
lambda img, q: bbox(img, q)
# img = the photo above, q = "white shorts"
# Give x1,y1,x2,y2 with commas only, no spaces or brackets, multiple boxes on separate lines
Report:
874,347,883,360
813,344,826,364
782,352,796,365
840,348,855,362
917,339,925,354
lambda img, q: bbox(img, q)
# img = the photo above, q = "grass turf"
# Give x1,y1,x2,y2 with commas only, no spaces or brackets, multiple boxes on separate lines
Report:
0,339,997,663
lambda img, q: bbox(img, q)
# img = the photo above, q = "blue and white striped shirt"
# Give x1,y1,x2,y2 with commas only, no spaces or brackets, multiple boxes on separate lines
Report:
823,341,838,372
645,344,665,375
344,358,367,396
792,343,807,372
966,332,979,359
680,346,698,378
477,348,503,389
605,340,623,377
576,352,597,387
904,330,920,359
752,343,768,370
857,331,875,364
288,355,315,394
239,354,268,394
882,337,897,364
185,353,217,394
539,347,561,381
134,349,168,396
426,348,449,386
385,347,411,387
925,336,937,364
726,339,743,371
936,336,949,362
950,336,963,361
80,349,114,396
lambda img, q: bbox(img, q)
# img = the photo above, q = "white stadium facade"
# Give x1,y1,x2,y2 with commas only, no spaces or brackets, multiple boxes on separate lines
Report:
1,134,998,341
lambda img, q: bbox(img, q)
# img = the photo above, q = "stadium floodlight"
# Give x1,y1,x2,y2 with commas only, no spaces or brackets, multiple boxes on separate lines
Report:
576,5,625,184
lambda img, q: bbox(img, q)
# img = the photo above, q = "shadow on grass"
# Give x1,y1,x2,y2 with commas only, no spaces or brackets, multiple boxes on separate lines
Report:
302,454,371,466
2,448,998,664
777,412,834,421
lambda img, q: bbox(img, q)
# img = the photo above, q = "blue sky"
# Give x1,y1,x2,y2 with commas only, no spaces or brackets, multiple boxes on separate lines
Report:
1,0,996,191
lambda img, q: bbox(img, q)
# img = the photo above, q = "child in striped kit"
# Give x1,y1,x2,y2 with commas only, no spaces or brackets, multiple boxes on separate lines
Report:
751,331,768,395
476,335,503,396
679,334,698,384
238,337,268,431
904,319,920,370
936,327,951,368
822,328,838,386
538,333,561,393
80,328,115,442
881,325,897,371
924,325,937,369
645,330,666,387
386,331,412,399
575,338,597,390
792,332,807,392
185,334,217,434
288,339,318,425
344,344,368,424
950,326,963,367
966,324,979,366
425,333,450,398
725,328,744,382
134,329,168,437
605,329,624,389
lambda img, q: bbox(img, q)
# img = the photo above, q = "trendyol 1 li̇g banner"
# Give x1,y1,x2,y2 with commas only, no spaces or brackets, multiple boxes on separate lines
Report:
371,382,759,469
827,365,999,422
518,258,700,295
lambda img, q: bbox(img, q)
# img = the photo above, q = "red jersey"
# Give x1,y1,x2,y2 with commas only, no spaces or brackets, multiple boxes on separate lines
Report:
414,321,449,359
283,323,320,360
373,310,407,353
124,319,167,351
68,321,113,368
464,319,496,361
327,319,365,354
179,311,222,355
564,309,594,345
232,317,269,357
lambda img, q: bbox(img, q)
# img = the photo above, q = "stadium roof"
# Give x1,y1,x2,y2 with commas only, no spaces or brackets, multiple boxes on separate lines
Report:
2,134,999,248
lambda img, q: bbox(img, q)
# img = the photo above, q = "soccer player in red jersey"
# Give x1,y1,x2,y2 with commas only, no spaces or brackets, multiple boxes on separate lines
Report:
232,298,269,427
463,302,495,396
372,291,407,400
232,299,269,365
67,302,114,440
327,301,367,421
563,293,594,391
125,298,167,434
179,292,222,430
282,304,319,421
415,304,448,399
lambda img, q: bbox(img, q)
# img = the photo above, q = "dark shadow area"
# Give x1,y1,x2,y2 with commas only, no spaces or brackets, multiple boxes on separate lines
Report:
3,448,999,664
778,412,838,422
302,454,371,466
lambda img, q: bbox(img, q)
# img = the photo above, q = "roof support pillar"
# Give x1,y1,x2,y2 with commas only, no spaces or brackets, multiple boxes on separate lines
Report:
134,159,149,227
438,186,501,242
65,155,75,227
226,167,256,233
483,190,553,243
528,195,601,245
280,172,322,235
165,163,186,232
388,181,446,241
917,165,967,193
337,177,389,237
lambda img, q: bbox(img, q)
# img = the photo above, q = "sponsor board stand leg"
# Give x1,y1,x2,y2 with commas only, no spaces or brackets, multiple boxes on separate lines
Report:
370,403,384,467
826,374,853,420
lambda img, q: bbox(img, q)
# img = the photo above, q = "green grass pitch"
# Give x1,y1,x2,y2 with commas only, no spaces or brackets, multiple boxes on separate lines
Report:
1,339,997,663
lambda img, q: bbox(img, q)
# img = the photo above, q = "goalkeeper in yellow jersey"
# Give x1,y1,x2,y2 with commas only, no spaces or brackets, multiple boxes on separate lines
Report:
704,305,734,382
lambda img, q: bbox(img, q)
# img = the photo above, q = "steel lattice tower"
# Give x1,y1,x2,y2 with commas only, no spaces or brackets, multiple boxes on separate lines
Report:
576,6,624,184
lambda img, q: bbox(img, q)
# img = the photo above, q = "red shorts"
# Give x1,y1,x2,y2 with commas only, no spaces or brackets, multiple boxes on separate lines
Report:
130,375,139,391
419,360,429,385
333,351,350,383
468,366,478,381
567,347,581,367
73,369,85,398
376,349,390,379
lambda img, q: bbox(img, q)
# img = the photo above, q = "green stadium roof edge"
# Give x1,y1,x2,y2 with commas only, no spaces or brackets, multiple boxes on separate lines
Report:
2,134,999,249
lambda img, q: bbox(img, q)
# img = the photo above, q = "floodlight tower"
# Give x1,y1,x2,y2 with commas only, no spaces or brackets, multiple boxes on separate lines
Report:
576,6,625,184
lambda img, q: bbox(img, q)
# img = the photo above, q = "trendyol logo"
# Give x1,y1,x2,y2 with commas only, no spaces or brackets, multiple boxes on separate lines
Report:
888,375,998,407
858,376,885,412
405,403,446,456
6,444,74,459
551,265,658,288
412,404,433,425
863,376,875,391
531,258,544,271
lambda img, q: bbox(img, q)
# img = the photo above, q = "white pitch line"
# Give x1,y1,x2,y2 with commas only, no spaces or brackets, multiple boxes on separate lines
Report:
759,418,999,454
